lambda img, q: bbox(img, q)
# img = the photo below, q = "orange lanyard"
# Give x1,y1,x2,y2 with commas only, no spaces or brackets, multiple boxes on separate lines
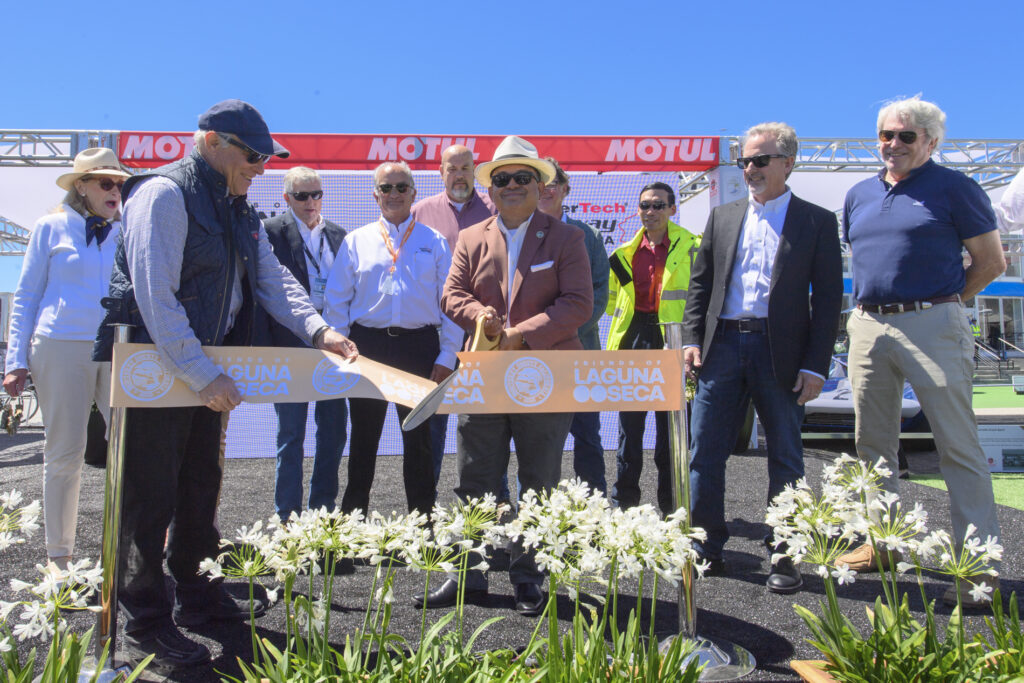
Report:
379,218,415,274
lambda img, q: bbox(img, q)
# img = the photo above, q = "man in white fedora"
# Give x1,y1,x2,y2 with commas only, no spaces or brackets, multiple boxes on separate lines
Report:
414,135,592,616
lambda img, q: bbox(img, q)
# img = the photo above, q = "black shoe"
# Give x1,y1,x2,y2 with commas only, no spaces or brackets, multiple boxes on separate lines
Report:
695,554,727,577
174,586,267,628
125,623,210,672
513,583,545,616
412,578,486,609
766,556,803,594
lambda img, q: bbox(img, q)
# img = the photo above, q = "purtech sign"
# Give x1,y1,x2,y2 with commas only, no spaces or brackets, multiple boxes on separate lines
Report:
118,133,719,172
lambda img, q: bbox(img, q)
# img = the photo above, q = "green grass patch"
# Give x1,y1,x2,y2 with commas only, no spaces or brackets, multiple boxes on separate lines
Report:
909,473,1024,511
972,385,1024,410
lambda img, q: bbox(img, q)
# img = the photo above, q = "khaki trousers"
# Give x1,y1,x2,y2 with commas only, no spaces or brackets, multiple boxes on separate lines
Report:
847,303,1000,547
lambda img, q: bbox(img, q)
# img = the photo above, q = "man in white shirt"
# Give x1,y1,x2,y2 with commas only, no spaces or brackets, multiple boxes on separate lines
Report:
323,161,460,516
261,167,349,520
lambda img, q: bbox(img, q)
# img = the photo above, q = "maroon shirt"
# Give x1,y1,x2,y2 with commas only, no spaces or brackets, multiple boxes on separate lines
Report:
410,189,496,252
632,230,670,313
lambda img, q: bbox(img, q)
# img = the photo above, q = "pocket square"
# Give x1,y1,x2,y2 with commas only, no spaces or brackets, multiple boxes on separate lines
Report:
530,260,554,272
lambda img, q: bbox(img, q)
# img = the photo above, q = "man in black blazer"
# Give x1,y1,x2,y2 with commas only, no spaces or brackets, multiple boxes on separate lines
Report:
682,122,842,594
261,166,348,519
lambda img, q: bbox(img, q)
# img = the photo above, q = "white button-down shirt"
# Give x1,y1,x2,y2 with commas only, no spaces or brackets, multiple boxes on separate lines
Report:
496,212,534,317
322,214,462,369
291,208,335,280
721,189,792,320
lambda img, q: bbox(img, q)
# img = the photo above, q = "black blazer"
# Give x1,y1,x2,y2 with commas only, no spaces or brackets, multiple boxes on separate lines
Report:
681,194,843,388
257,212,347,348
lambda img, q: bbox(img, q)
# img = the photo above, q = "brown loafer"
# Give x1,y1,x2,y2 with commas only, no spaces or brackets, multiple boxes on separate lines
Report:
835,543,900,573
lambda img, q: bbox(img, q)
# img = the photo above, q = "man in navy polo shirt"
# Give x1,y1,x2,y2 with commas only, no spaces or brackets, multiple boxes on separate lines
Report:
839,97,1005,607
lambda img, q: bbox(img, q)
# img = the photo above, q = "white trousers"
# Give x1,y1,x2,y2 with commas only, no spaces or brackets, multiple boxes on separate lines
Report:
29,337,111,558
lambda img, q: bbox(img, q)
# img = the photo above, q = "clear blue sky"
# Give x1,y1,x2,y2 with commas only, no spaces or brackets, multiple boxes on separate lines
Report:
6,0,1022,139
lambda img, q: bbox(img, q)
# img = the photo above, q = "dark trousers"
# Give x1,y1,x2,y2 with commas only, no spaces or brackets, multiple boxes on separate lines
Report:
341,324,438,516
611,314,672,514
119,405,224,635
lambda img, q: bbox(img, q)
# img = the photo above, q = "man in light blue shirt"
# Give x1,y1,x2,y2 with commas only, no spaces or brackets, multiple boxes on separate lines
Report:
323,161,461,515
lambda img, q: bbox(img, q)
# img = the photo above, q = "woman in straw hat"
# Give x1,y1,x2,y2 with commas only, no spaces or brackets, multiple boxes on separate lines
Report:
3,147,131,571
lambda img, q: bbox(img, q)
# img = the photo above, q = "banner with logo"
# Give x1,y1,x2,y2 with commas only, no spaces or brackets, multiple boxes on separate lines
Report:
117,132,719,172
111,343,681,413
110,344,435,409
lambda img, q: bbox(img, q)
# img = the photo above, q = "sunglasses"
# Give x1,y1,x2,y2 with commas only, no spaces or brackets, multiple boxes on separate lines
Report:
878,130,920,144
377,183,411,195
491,171,538,188
289,190,323,201
736,154,788,169
225,136,272,164
639,201,667,211
88,177,125,192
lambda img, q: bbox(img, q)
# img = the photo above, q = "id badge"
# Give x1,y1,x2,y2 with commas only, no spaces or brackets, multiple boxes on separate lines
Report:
379,273,396,295
311,276,327,310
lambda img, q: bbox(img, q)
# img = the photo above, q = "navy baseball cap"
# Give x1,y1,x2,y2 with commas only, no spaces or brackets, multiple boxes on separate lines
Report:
198,99,290,158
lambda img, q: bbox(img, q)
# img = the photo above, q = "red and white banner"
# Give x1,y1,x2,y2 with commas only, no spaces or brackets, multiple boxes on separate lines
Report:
118,132,720,172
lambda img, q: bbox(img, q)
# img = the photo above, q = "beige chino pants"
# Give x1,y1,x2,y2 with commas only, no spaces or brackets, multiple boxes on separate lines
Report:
847,302,1000,547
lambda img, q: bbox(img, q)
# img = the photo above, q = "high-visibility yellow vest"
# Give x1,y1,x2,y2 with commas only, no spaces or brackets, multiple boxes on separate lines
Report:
606,221,700,350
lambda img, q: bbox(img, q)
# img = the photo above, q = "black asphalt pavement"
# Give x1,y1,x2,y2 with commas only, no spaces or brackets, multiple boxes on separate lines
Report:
1,428,1020,682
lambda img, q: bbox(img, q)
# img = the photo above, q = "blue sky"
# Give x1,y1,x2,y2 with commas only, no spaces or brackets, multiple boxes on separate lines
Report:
2,0,1022,291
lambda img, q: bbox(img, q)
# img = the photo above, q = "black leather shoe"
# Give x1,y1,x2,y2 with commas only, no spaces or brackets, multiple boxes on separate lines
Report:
125,623,210,672
766,556,803,594
412,578,486,609
174,586,267,627
513,583,545,616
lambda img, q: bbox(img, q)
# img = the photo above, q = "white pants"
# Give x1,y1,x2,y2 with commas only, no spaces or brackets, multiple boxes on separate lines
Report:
29,337,111,558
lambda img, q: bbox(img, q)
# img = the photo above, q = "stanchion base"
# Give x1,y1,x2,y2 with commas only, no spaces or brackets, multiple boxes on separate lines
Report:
76,661,134,683
660,634,756,681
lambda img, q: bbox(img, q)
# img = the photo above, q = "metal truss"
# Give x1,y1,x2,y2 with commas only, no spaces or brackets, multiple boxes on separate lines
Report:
0,216,30,255
0,130,118,167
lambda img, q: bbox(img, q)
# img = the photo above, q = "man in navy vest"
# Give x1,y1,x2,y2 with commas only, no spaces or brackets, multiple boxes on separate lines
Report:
95,100,357,673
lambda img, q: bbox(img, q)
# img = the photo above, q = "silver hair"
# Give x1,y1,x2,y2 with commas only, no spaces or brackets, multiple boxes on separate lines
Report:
876,96,946,147
373,161,414,188
283,166,322,193
742,122,799,158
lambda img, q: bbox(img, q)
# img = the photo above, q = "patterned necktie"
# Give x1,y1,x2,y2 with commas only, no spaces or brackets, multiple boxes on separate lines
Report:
85,215,111,246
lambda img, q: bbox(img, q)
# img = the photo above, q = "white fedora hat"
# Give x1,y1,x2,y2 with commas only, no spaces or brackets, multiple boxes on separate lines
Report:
474,136,555,188
57,148,132,191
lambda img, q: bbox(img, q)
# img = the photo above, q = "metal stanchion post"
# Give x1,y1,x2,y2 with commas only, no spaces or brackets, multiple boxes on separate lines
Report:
79,324,133,682
659,322,755,681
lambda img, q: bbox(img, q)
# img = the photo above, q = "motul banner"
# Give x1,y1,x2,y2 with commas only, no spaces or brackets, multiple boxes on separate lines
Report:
118,132,720,172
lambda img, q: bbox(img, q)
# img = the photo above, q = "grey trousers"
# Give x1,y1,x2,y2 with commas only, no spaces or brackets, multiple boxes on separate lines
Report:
454,411,572,587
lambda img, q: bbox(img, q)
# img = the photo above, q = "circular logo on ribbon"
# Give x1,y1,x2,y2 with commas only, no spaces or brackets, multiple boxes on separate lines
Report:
504,356,553,407
312,359,360,396
120,350,175,401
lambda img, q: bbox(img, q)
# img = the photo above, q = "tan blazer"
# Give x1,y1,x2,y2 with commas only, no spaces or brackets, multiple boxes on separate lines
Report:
442,212,593,351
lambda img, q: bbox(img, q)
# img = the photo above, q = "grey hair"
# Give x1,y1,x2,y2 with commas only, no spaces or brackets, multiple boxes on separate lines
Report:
283,166,321,193
876,96,946,147
373,161,414,187
193,129,234,153
742,122,799,159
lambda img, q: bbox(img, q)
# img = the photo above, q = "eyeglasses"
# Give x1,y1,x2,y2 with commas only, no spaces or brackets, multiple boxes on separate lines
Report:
289,190,323,201
88,177,125,192
377,183,411,195
639,201,667,211
736,154,788,169
225,136,272,164
491,171,538,188
878,130,920,144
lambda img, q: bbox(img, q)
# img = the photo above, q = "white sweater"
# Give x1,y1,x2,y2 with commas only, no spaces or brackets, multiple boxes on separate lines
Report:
5,206,121,372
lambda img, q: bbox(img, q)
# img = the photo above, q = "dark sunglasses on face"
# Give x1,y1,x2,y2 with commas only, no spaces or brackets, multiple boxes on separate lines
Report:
87,177,125,192
491,171,538,188
736,154,788,169
639,201,667,211
225,136,272,164
878,130,920,144
377,183,411,195
289,191,323,201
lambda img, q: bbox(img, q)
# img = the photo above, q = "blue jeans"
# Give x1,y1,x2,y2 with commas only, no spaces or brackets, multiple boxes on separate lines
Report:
570,411,606,495
689,327,804,559
273,399,348,518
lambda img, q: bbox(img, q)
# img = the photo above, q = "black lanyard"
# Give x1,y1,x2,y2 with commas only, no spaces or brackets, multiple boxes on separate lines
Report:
303,231,326,276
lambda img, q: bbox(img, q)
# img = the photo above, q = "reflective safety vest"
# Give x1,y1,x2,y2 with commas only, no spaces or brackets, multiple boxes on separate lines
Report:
605,221,700,350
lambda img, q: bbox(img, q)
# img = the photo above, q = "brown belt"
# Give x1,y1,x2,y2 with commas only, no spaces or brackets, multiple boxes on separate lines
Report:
858,294,961,315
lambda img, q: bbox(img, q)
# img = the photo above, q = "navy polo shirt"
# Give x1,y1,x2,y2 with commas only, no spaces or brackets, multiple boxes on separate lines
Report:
843,160,996,304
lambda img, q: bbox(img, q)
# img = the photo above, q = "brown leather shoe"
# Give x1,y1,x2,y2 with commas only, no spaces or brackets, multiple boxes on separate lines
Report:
835,543,900,573
943,576,999,608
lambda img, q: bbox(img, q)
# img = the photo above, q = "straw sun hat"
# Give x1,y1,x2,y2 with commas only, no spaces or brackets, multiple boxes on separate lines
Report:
474,136,555,188
56,148,131,191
